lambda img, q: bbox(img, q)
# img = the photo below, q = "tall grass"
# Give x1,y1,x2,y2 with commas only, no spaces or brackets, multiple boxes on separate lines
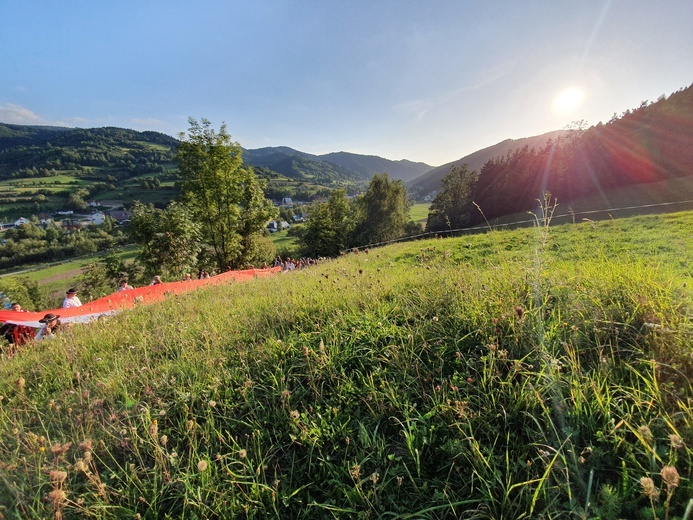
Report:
0,211,691,519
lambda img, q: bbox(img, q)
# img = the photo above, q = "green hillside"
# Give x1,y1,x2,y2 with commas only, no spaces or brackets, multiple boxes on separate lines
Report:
1,211,691,518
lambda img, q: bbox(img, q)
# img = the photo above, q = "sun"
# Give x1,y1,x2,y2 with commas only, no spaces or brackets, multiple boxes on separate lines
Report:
552,87,585,114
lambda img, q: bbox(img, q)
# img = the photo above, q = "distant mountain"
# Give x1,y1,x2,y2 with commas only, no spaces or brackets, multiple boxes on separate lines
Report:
408,130,567,196
242,146,367,184
242,146,434,183
319,152,433,182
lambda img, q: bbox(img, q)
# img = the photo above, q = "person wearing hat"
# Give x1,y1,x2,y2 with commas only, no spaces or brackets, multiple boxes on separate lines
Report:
35,313,62,340
62,288,82,308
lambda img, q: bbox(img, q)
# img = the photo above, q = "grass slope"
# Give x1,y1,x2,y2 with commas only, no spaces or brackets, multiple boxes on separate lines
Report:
0,211,691,519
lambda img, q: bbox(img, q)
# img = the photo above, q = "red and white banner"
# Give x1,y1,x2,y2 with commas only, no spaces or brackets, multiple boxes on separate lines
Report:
0,267,280,328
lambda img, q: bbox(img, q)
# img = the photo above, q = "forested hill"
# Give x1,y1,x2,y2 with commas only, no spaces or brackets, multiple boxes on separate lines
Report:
0,124,179,180
408,130,566,195
241,146,367,184
467,83,693,223
319,151,432,182
0,124,432,186
241,146,434,183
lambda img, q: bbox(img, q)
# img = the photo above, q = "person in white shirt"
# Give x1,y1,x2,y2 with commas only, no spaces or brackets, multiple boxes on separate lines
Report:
62,288,82,308
117,280,134,291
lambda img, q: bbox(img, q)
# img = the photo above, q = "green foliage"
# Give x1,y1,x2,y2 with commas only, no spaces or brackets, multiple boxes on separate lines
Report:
0,276,44,310
353,173,411,245
0,221,127,270
130,201,202,279
299,189,355,257
0,209,692,518
177,118,277,270
78,251,142,301
426,163,478,232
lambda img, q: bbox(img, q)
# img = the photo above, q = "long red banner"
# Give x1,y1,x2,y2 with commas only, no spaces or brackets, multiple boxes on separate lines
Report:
0,267,281,328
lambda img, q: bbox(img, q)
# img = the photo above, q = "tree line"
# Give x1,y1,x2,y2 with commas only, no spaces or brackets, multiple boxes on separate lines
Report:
426,84,693,230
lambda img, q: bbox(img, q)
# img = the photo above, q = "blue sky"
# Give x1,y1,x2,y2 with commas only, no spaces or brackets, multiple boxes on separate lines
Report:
1,1,691,166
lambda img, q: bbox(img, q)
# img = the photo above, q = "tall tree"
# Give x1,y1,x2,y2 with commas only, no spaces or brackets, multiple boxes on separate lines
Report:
300,188,354,257
354,173,411,246
426,164,478,232
177,118,277,269
130,201,202,279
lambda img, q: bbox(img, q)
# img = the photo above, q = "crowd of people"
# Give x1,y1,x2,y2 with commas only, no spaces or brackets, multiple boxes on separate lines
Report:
2,258,324,353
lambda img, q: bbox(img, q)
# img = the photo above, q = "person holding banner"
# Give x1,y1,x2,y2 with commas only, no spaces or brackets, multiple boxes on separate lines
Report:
63,288,82,308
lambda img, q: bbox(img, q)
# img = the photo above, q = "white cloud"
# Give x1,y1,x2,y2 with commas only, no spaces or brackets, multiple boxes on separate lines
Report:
0,103,45,125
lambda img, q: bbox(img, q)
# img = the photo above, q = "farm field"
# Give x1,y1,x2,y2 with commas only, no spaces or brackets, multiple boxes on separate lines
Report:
409,202,430,224
0,210,691,518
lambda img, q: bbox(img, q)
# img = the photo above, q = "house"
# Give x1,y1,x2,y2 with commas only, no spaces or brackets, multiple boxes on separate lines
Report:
292,214,305,223
280,221,291,230
108,210,132,224
281,197,293,207
88,212,106,226
267,220,279,233
14,217,30,227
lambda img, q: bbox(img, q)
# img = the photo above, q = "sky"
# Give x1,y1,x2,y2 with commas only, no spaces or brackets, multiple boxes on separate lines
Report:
1,1,691,167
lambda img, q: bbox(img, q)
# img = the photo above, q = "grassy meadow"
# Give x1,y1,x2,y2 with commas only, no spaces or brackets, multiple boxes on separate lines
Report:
0,210,692,519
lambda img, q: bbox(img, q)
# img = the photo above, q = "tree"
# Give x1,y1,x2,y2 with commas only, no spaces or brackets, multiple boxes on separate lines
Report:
300,189,354,257
177,118,277,269
354,173,411,246
130,201,202,279
426,164,478,232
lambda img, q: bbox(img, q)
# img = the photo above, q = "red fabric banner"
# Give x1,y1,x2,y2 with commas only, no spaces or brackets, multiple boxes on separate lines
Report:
0,267,281,328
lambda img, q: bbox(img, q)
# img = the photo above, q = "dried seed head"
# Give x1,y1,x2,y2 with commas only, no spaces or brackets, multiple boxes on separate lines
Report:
638,425,653,442
640,476,658,499
197,460,208,472
669,434,684,450
73,460,88,473
47,488,67,506
49,470,68,483
661,466,680,489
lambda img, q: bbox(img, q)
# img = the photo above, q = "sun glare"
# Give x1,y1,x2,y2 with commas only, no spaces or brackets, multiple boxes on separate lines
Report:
552,87,585,114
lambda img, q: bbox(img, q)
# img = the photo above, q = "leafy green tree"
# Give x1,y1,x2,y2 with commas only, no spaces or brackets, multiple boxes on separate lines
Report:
79,251,141,300
130,201,202,279
300,189,354,257
426,164,478,232
0,276,45,311
354,173,411,246
177,118,277,269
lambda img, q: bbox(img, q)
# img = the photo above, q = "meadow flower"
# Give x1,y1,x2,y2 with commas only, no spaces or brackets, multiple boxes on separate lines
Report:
208,400,217,408
197,459,208,472
16,377,25,391
238,449,247,459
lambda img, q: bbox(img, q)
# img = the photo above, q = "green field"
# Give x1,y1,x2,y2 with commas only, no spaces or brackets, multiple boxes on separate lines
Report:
1,210,691,518
409,202,430,223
